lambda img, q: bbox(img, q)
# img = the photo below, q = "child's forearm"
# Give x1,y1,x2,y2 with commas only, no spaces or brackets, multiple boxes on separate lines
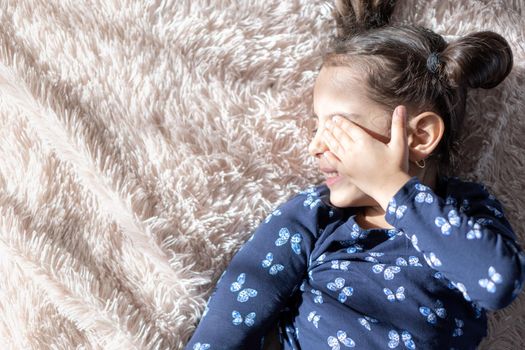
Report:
384,175,525,311
371,171,413,211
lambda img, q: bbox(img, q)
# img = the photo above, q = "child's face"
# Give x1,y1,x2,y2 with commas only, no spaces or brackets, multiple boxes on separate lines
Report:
309,65,393,208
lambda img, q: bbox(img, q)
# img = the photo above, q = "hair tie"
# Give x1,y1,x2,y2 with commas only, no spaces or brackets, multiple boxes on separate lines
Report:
426,52,441,74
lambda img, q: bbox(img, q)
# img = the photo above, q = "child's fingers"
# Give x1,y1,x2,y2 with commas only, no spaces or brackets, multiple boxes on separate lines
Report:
324,121,353,151
390,106,408,149
322,128,345,158
332,116,367,141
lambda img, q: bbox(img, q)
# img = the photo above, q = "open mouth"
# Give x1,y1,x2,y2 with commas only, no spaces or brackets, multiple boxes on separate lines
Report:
324,172,342,186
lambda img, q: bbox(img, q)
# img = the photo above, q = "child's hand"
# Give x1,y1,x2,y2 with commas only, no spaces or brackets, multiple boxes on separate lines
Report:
322,105,412,210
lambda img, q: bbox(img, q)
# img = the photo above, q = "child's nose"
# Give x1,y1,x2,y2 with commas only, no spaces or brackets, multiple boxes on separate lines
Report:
308,129,329,158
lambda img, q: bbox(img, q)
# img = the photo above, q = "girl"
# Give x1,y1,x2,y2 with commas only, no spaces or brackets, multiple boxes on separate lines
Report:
185,1,525,349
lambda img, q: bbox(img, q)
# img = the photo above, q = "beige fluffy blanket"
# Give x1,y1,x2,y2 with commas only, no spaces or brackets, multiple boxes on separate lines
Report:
0,0,524,349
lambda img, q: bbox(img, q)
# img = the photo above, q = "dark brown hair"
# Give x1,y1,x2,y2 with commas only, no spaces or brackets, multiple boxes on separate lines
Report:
320,0,513,174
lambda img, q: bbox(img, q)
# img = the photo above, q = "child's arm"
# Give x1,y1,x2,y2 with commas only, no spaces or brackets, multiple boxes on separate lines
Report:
320,105,525,311
184,187,323,350
384,175,525,312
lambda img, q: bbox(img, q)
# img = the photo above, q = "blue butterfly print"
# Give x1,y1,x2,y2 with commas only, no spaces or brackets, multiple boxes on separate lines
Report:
192,343,210,350
476,217,493,225
384,286,405,302
414,183,433,204
466,218,483,239
388,229,403,240
303,189,321,209
434,209,461,235
471,302,482,319
396,256,423,267
326,277,354,303
230,273,258,302
311,289,324,304
445,196,457,206
372,264,401,280
387,198,408,219
349,223,368,240
307,310,321,328
365,252,383,263
479,266,503,293
232,310,256,327
358,316,378,331
275,227,302,255
312,253,326,266
346,244,363,254
409,234,421,252
452,318,464,337
387,329,416,349
419,299,447,325
486,204,503,217
369,252,385,257
415,192,433,204
423,252,442,268
264,209,282,223
261,252,285,275
365,256,379,263
327,330,355,349
449,280,471,302
365,253,386,265
433,271,445,280
415,183,431,191
331,260,351,271
300,279,307,292
284,325,298,337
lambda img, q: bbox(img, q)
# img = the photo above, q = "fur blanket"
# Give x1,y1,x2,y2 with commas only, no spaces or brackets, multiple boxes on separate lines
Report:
0,0,524,349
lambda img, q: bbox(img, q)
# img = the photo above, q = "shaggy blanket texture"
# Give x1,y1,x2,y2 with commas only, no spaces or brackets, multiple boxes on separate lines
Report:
0,0,524,349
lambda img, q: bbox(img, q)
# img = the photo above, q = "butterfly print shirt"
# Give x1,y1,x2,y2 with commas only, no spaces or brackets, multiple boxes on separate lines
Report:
184,175,525,350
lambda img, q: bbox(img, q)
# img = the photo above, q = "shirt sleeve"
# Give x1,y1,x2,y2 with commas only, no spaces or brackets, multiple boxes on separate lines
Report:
384,175,525,312
184,186,326,350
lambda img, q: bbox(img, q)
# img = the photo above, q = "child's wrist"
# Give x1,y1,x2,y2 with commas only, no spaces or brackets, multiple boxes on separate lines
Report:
374,172,413,211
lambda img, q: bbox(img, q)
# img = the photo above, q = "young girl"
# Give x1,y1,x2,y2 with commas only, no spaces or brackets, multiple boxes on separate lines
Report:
185,1,525,349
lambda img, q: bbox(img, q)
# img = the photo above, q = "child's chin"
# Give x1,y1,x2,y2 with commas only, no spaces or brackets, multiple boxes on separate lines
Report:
329,186,373,208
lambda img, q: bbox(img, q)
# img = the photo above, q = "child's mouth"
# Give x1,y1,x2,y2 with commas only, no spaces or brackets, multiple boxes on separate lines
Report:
325,173,342,186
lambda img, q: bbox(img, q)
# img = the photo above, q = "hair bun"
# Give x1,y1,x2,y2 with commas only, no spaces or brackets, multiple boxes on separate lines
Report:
333,0,398,38
441,31,513,89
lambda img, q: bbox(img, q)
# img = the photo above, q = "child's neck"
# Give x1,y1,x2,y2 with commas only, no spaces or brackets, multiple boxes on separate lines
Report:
355,206,394,230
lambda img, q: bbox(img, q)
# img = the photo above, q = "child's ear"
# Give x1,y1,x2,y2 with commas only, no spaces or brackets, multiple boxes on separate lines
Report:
406,111,445,162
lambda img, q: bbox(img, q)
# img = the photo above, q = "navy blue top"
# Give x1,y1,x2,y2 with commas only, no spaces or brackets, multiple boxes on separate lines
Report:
185,175,525,350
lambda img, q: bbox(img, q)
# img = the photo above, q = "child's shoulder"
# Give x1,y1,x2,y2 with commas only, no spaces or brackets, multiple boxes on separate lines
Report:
264,183,336,221
438,174,505,212
260,184,332,233
279,183,331,211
